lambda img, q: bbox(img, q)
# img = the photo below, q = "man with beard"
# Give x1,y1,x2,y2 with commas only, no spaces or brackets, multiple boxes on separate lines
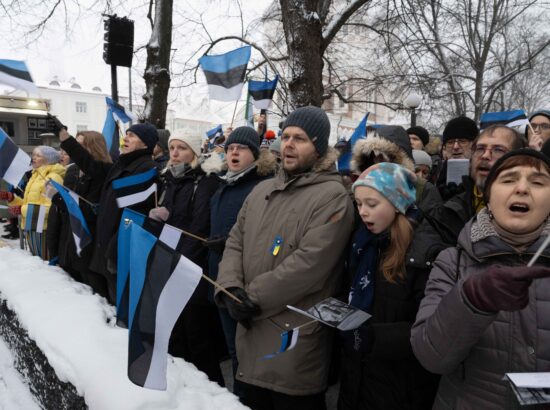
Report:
215,106,354,410
419,125,525,252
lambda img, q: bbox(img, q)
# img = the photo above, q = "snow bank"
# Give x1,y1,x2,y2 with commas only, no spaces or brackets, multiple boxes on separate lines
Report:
0,245,246,410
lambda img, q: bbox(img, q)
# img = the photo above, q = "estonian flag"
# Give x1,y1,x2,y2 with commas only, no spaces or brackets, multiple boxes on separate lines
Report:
248,75,279,110
102,97,136,161
0,59,38,96
0,128,31,187
337,113,369,172
479,109,529,131
24,204,47,233
48,180,92,256
127,222,202,390
117,209,185,327
206,124,223,147
112,168,157,208
199,45,251,101
262,327,300,360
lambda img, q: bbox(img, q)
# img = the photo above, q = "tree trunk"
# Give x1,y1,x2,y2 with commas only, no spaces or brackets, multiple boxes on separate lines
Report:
279,0,324,108
143,0,173,128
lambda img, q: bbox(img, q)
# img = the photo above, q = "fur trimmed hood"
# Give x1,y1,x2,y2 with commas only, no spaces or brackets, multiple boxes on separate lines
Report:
351,133,415,174
313,147,340,173
256,150,278,176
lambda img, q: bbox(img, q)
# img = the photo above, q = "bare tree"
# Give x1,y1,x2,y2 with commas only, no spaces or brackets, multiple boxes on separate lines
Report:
381,0,550,122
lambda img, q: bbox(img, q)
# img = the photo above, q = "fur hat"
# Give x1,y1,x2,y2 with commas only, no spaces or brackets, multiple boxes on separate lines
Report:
169,129,203,157
225,126,260,159
407,126,430,146
351,128,415,174
282,106,331,155
34,146,60,164
442,116,478,144
126,122,159,151
352,162,417,214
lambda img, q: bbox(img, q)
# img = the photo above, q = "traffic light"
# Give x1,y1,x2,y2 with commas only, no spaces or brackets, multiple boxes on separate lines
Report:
103,15,134,67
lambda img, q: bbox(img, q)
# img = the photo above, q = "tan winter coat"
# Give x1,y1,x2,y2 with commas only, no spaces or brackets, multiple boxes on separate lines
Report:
216,148,355,395
411,210,550,409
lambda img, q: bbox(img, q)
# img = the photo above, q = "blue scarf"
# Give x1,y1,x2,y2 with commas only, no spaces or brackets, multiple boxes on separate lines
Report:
348,224,383,313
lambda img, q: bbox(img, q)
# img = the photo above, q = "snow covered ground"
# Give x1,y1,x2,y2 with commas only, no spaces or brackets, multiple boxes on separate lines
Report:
0,337,41,410
0,235,246,410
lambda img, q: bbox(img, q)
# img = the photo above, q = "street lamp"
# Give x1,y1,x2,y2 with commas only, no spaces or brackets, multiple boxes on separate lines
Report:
404,93,422,127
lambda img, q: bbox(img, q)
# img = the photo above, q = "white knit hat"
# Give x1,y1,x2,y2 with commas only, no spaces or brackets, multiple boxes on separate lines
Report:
168,129,203,157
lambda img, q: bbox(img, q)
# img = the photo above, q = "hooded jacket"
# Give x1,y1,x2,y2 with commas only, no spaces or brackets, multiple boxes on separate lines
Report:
351,132,442,214
411,212,550,409
215,148,355,395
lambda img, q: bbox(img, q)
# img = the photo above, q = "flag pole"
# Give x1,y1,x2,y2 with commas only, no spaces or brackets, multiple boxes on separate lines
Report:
230,99,239,128
200,274,243,303
294,319,317,331
528,235,550,267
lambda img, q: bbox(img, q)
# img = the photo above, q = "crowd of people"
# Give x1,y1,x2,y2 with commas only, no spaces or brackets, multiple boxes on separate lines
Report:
1,105,550,410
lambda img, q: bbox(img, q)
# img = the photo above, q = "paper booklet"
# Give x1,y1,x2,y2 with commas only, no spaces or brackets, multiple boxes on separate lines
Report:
446,159,470,185
505,373,550,406
287,297,371,331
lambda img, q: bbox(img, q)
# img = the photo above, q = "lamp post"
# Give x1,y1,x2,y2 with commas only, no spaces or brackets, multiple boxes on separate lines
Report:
404,93,422,127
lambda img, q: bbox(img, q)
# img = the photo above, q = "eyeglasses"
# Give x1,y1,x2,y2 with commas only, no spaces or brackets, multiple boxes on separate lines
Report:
226,143,250,153
444,139,472,149
531,123,550,131
472,145,508,159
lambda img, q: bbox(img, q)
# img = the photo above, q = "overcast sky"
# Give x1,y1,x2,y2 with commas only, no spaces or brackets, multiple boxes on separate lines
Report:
0,0,272,121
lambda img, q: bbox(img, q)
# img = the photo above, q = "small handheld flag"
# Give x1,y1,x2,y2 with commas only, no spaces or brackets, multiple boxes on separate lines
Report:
479,109,529,131
206,124,223,147
199,46,251,101
0,128,31,187
262,327,300,360
24,204,47,233
112,168,157,208
0,59,38,96
102,97,136,160
248,75,279,110
49,180,92,256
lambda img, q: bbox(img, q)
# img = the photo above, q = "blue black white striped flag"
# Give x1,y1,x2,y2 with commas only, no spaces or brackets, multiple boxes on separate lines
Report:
0,59,38,95
48,180,92,256
479,109,529,131
112,168,157,208
102,97,136,160
199,46,251,101
262,328,300,360
206,124,223,147
0,128,31,187
127,223,202,390
24,204,47,233
248,75,278,110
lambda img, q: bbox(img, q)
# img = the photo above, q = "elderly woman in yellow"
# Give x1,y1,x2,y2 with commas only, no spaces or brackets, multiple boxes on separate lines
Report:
8,146,66,259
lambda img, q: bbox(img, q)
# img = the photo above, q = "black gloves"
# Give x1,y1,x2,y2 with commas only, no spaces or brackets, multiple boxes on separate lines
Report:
222,287,261,329
203,235,227,253
340,323,374,354
46,113,67,136
463,264,550,313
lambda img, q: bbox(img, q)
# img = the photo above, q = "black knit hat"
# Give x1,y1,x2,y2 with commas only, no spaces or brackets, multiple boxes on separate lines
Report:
225,126,260,159
442,116,479,144
127,122,159,151
406,126,430,146
156,129,170,152
377,125,413,159
483,148,550,203
282,106,331,155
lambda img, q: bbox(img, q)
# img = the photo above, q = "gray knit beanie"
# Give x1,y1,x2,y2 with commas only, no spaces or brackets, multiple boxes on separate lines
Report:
224,126,260,159
35,145,60,164
282,106,331,155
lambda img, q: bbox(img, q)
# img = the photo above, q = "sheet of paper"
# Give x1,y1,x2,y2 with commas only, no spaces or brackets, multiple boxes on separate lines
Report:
446,159,470,185
506,373,550,389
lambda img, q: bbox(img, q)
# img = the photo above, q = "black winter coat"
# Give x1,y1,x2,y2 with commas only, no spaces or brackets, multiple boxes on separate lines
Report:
60,137,157,276
207,158,275,286
159,162,221,304
338,223,440,410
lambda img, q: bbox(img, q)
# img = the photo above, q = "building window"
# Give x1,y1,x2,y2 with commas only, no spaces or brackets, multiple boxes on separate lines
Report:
76,125,88,132
76,102,87,113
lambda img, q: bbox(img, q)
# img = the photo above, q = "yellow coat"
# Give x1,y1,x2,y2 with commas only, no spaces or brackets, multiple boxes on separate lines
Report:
10,163,66,230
